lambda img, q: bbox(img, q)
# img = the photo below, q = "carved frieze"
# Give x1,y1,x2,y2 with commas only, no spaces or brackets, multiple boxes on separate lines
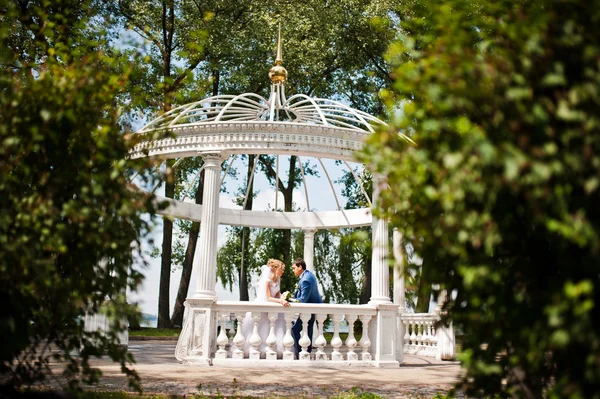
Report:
130,122,368,161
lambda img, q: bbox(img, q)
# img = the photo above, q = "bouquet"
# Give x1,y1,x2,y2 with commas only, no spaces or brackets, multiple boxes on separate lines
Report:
281,291,298,302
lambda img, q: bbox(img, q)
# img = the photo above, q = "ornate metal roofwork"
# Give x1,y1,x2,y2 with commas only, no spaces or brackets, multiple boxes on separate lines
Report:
137,91,386,134
136,24,386,136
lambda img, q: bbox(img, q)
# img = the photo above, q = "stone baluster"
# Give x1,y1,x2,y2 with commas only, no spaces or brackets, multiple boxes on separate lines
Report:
282,313,296,361
330,313,344,361
358,314,372,361
227,313,236,358
231,314,246,359
265,313,279,360
427,320,436,355
314,313,328,361
430,321,438,350
403,319,410,352
248,314,262,360
345,314,358,361
298,313,312,360
410,319,417,348
215,313,229,359
423,320,431,348
416,321,424,347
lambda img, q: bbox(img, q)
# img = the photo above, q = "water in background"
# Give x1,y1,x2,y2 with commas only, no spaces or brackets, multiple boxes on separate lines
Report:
141,314,157,328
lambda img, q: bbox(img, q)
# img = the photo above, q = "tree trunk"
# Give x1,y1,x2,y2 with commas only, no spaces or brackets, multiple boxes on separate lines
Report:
415,255,432,313
156,2,175,328
239,154,255,301
212,68,220,97
281,156,296,268
239,227,250,301
170,168,204,327
157,159,175,328
359,250,372,304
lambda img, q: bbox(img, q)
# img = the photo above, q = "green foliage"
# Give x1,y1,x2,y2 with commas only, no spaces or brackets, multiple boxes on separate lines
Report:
316,229,368,304
311,168,373,305
362,0,600,397
217,226,259,293
253,227,300,294
0,0,158,391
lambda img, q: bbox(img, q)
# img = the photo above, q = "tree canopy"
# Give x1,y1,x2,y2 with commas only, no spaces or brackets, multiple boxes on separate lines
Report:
0,0,159,390
362,0,600,397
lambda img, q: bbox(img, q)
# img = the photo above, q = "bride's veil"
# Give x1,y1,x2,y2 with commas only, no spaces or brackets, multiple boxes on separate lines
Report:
255,264,272,302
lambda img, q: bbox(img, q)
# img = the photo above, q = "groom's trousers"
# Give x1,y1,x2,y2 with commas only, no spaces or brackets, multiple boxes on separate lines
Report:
292,314,316,360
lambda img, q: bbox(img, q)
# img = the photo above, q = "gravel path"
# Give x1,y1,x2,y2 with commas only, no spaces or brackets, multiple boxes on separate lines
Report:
44,340,464,398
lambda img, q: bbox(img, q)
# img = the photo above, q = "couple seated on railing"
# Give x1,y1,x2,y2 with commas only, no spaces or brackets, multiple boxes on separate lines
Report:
241,258,322,359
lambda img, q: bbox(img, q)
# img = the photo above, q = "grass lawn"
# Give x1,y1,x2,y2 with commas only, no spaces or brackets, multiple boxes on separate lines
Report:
128,327,180,337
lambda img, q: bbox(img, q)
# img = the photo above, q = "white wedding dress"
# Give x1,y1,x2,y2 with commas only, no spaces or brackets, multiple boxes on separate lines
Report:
241,266,287,358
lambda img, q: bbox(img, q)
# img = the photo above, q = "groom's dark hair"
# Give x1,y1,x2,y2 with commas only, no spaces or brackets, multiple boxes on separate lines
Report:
293,258,307,270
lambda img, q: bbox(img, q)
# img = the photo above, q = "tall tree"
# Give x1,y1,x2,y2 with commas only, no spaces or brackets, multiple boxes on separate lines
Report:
111,0,209,328
238,154,256,301
363,0,600,397
0,0,158,390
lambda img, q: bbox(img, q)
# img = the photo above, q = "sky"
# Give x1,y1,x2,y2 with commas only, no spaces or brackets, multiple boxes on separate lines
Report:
128,156,363,316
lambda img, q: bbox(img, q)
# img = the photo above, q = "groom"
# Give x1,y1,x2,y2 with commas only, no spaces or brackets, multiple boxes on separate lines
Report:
291,258,322,359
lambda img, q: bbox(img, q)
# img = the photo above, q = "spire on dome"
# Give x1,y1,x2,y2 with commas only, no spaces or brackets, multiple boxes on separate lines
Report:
269,23,287,84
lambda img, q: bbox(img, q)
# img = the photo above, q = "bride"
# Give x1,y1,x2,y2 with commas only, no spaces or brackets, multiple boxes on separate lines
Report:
242,259,289,358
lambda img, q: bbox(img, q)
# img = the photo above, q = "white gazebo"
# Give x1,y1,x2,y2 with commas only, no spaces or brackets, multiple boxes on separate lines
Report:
130,28,454,367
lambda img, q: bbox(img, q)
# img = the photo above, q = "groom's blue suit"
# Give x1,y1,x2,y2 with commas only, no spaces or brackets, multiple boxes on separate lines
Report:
292,269,322,359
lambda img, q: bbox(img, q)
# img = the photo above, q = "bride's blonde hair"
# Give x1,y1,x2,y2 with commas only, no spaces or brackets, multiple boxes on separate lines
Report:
267,258,285,273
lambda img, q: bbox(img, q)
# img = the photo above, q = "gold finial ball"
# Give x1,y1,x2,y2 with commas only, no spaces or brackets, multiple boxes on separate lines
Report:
269,64,288,84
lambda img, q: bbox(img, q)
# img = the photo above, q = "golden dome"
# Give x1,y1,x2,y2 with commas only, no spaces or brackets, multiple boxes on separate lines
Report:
269,63,287,84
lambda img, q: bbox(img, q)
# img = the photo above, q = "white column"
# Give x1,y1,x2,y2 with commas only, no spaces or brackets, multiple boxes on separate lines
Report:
435,290,456,360
193,153,223,300
393,228,406,312
370,174,391,304
303,227,323,297
303,228,317,273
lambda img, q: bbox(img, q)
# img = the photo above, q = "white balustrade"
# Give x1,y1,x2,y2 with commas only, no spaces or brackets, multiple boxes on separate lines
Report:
209,302,454,366
212,302,378,366
400,313,450,359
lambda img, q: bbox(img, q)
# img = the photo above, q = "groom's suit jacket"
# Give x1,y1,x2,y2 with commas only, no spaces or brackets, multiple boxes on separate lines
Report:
295,270,322,304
